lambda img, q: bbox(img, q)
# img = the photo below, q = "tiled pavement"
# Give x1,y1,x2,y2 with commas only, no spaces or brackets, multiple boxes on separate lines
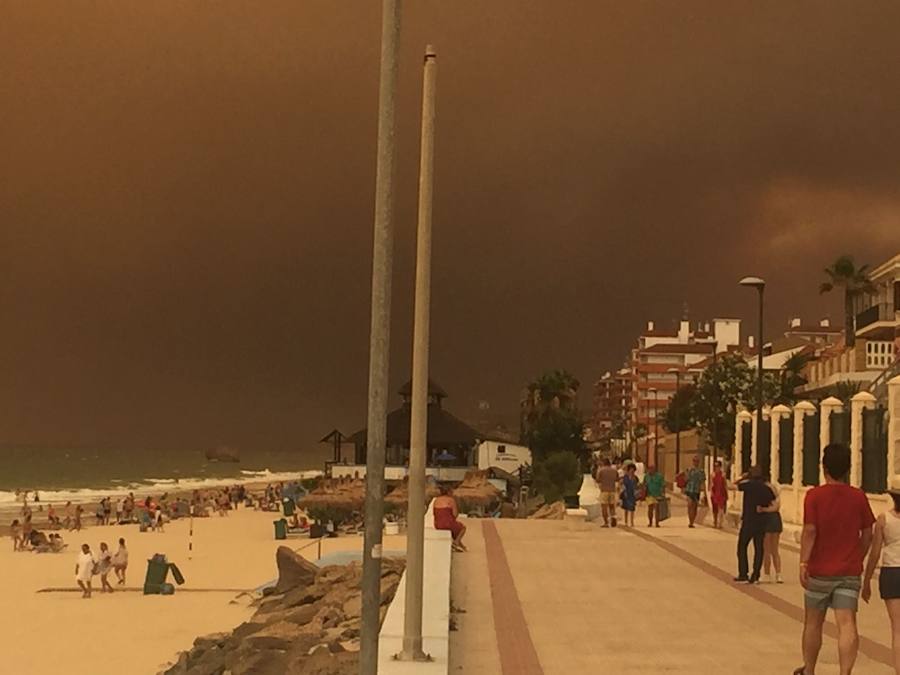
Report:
449,503,896,674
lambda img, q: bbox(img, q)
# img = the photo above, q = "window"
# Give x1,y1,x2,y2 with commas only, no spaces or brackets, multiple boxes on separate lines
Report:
497,445,506,454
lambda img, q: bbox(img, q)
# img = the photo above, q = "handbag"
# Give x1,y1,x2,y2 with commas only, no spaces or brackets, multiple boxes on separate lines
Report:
657,497,671,522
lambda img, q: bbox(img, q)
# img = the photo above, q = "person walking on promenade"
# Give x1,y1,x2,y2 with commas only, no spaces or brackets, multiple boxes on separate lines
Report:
595,458,620,527
862,479,900,673
643,465,665,528
759,474,784,584
734,466,773,584
684,455,706,528
710,460,728,529
621,462,638,527
796,444,875,675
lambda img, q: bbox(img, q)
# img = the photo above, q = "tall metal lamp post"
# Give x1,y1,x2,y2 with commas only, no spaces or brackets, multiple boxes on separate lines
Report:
740,276,766,468
649,387,659,466
666,368,682,474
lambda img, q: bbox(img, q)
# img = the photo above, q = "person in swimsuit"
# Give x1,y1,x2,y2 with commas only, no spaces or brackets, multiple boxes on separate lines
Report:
97,542,114,593
433,486,467,552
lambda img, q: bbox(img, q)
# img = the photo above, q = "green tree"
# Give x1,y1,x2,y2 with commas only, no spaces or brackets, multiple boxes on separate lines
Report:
520,369,584,462
532,450,582,504
819,255,875,348
832,379,862,405
663,384,697,433
777,351,811,404
692,353,754,457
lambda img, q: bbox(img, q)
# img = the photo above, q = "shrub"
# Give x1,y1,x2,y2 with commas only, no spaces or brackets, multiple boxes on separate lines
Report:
533,451,582,504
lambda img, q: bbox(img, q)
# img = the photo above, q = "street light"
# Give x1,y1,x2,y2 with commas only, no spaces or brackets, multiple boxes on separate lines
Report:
740,276,766,470
649,387,659,467
667,368,682,474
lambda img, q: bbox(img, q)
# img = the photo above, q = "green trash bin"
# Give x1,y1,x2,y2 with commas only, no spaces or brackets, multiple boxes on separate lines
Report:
282,498,295,518
273,518,287,540
144,554,170,595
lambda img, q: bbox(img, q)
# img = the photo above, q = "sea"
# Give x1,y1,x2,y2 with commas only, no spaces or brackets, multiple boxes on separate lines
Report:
0,445,327,509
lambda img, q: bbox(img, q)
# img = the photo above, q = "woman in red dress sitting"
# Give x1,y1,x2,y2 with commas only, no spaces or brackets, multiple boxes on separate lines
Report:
433,486,467,552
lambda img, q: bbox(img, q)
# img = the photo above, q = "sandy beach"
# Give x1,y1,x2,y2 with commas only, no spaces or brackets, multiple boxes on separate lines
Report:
1,507,406,675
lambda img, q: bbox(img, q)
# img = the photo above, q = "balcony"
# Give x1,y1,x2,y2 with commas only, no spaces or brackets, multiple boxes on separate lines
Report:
798,339,896,396
856,301,899,339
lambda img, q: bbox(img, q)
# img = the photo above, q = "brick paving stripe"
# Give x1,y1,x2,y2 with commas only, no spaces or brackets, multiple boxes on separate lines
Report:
627,526,893,668
482,519,545,675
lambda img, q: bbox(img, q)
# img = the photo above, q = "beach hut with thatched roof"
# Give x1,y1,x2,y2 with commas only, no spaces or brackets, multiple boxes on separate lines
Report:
350,379,480,471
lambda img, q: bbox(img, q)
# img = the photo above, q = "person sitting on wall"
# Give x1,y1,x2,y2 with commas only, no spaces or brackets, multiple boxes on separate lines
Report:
433,486,467,552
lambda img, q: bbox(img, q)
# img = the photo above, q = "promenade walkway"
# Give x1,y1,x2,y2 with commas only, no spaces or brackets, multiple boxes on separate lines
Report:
449,500,895,674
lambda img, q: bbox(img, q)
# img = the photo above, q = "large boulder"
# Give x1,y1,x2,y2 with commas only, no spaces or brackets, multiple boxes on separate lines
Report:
275,546,319,593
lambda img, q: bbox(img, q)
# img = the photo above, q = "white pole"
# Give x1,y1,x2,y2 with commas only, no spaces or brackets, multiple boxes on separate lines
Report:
360,1,402,672
399,44,437,662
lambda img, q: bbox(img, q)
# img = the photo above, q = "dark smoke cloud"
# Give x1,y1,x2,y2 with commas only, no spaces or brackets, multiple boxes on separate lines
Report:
1,2,899,452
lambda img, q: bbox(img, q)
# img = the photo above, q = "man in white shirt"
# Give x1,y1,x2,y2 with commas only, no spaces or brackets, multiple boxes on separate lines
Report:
75,544,95,598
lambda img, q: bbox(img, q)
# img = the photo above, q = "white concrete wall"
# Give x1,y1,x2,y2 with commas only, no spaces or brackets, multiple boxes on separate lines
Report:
379,500,452,674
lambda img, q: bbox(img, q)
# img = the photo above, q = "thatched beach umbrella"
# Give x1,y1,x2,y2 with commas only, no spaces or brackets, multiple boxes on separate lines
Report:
452,470,501,511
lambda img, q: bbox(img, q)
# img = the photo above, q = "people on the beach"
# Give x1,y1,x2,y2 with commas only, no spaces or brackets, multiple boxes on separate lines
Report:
97,542,114,592
103,497,112,526
115,497,124,524
709,460,728,529
643,465,665,528
113,538,128,585
73,504,83,531
595,458,619,527
684,455,706,528
759,474,784,584
10,519,21,551
64,501,74,530
46,503,60,529
433,485,467,552
75,543,95,599
862,479,900,673
796,444,875,675
620,462,638,527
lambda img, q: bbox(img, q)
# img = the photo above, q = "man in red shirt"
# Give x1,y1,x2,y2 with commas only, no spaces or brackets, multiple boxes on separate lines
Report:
797,443,875,675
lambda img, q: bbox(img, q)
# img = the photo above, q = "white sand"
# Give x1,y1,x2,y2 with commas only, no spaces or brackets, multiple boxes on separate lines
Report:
0,509,406,675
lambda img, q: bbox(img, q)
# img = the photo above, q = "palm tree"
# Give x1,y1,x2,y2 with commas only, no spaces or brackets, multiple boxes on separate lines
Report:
778,350,811,403
819,255,875,348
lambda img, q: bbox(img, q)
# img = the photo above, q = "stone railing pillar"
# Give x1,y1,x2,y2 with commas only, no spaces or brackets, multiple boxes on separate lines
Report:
770,404,791,483
819,396,843,485
889,375,900,483
793,401,816,523
850,392,877,488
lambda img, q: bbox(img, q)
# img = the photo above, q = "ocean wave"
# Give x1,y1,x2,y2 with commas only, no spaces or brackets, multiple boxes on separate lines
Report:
0,469,322,508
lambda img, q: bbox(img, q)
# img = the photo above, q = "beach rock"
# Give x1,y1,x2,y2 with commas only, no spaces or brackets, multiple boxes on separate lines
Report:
229,649,287,675
231,621,266,641
341,591,362,620
186,646,227,675
275,546,319,593
192,633,229,652
280,581,329,610
380,574,401,605
245,621,309,651
315,605,345,629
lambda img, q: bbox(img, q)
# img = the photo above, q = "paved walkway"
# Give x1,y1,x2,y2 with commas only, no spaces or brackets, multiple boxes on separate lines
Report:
449,501,895,674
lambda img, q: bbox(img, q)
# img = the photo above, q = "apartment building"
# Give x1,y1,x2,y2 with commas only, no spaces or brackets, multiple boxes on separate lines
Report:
591,367,631,439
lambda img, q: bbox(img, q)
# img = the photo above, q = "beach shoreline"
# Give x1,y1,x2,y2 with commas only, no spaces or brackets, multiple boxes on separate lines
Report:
0,473,320,537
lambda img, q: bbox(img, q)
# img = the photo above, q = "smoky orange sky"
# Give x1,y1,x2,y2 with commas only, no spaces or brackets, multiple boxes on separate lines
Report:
2,2,899,453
